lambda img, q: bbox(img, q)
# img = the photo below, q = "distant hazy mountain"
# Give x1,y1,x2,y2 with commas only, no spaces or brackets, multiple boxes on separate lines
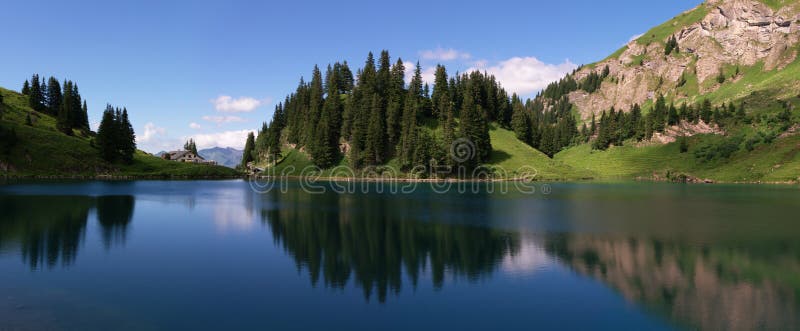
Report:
198,147,243,168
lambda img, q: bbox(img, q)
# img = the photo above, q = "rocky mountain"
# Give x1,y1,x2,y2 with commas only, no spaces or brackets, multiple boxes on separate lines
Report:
570,0,800,120
198,147,243,168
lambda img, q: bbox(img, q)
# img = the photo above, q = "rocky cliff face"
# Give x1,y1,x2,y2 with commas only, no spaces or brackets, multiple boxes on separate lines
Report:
570,0,800,121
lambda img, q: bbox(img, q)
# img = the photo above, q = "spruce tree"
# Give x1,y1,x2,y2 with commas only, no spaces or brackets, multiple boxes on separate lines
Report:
46,77,62,116
385,59,405,149
120,108,136,163
22,80,30,95
700,99,713,123
667,103,679,125
398,64,423,168
184,139,198,154
57,81,74,135
432,65,449,119
28,74,46,113
241,132,255,168
459,80,491,166
96,105,118,162
363,94,386,165
511,95,531,144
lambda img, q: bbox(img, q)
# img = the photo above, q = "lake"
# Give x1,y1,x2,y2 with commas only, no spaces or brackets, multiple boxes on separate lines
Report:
1,180,798,330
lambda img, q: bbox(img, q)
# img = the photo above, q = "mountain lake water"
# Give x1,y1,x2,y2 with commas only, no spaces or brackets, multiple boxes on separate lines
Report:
0,179,798,331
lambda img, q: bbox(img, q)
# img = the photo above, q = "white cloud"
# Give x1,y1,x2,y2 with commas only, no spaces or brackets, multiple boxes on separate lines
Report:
189,122,202,129
202,115,246,124
139,122,167,143
211,95,269,113
187,130,255,150
137,122,181,152
628,33,644,44
420,47,471,61
468,57,577,96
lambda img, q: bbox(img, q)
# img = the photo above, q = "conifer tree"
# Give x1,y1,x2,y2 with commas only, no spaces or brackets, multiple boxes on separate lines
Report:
398,63,423,168
310,66,342,168
700,99,713,123
385,59,405,149
28,74,46,113
241,132,255,168
96,105,118,162
96,104,136,163
364,94,386,165
184,139,198,154
22,80,30,95
432,65,449,119
459,80,491,167
119,108,136,163
667,103,679,125
57,81,74,135
511,95,531,144
46,77,62,116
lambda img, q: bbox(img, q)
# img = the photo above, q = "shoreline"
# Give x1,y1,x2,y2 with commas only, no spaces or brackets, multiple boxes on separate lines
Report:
1,173,797,185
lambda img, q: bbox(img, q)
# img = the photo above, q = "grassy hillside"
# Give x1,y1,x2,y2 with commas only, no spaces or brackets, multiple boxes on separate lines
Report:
0,87,240,177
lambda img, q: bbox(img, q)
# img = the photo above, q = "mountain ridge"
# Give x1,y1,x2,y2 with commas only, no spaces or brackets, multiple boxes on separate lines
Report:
570,0,800,120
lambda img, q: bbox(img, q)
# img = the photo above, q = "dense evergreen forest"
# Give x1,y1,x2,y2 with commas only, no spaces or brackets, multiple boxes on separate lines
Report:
249,50,580,172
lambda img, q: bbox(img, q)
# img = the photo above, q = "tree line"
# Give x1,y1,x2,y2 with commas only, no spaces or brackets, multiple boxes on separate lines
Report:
589,96,755,150
22,74,89,135
252,50,510,173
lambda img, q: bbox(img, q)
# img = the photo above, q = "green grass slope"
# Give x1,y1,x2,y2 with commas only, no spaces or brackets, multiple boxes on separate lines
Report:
0,87,239,177
555,133,800,183
488,125,592,180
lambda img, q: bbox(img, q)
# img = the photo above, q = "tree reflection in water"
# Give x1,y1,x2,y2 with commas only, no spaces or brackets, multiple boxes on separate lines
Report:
259,188,520,303
0,195,135,269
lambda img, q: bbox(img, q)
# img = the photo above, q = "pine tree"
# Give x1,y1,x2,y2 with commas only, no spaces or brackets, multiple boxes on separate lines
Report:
667,103,679,126
432,65,449,119
80,100,90,130
398,63,423,168
459,80,491,166
22,80,30,95
184,139,198,154
310,66,342,168
96,105,118,162
700,99,713,123
57,81,74,135
363,94,386,165
385,59,405,149
46,77,62,116
511,95,531,144
119,108,136,163
241,132,255,168
305,65,324,147
28,74,46,113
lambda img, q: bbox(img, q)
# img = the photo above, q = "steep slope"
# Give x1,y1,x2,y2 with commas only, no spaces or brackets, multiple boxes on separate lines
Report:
571,0,800,119
0,87,239,177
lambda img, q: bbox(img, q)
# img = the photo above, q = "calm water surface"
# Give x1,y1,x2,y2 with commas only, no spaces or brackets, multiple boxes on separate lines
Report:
1,180,799,331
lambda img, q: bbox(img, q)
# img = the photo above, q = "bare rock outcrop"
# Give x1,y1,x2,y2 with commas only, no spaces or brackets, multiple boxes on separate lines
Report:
571,0,800,122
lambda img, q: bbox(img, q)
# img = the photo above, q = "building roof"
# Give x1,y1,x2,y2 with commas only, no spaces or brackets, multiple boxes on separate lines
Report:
166,150,204,160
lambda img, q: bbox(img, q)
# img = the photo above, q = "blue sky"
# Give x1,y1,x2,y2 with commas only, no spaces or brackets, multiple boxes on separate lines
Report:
0,0,701,152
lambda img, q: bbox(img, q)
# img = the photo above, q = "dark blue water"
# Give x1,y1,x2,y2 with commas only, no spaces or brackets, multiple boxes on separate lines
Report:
1,180,798,330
